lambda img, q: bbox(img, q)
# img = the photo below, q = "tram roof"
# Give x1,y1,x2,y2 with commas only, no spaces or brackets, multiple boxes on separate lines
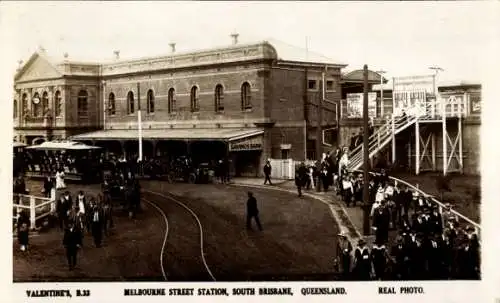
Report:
13,142,27,148
70,128,264,141
26,141,101,151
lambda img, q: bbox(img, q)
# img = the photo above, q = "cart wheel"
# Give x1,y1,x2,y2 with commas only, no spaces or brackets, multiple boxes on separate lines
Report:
188,173,196,184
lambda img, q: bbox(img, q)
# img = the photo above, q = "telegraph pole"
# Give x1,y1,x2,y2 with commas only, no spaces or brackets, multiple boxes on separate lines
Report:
362,65,370,236
376,70,386,118
137,82,143,162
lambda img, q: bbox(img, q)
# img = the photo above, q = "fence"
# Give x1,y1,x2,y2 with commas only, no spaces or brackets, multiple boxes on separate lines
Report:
13,189,56,231
268,159,319,180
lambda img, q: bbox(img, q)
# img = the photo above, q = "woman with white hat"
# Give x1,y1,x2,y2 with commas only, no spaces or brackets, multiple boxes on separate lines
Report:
336,232,352,280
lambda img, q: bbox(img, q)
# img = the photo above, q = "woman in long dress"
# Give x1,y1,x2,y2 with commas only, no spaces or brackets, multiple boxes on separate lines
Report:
55,169,66,190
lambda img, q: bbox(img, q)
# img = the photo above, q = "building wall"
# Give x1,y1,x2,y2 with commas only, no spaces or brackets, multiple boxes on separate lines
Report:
104,64,269,129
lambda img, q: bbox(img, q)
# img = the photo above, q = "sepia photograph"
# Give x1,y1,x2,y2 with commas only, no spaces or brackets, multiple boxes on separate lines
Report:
2,1,498,301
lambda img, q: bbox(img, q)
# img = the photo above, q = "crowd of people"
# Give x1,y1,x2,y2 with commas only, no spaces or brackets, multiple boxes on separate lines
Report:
284,146,480,281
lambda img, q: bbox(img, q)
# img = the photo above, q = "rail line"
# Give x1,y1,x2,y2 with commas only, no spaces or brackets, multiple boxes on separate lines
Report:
141,197,169,281
143,189,216,282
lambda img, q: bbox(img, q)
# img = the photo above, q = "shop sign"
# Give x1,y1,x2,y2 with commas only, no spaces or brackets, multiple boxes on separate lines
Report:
229,135,263,151
346,93,377,118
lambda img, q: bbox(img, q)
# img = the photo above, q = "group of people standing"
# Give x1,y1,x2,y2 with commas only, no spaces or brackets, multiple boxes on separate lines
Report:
335,170,481,280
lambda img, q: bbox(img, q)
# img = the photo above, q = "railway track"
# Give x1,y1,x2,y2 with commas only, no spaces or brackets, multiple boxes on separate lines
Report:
142,190,216,282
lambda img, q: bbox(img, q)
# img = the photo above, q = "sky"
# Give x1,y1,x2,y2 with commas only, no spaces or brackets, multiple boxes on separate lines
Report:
0,1,499,84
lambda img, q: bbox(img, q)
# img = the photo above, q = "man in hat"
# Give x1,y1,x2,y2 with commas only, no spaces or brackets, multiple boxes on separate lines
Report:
429,206,443,235
263,160,272,185
63,221,82,271
353,238,372,280
56,194,70,230
295,171,303,197
246,191,262,231
336,232,352,280
408,233,426,280
16,210,30,252
424,234,443,280
90,201,104,247
373,204,390,245
391,236,410,280
371,240,388,280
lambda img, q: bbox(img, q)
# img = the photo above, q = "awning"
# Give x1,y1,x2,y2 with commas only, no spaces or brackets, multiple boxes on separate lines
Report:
26,141,102,151
13,142,27,148
70,128,264,142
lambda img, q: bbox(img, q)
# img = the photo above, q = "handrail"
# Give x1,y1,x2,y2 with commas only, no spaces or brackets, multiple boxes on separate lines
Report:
13,193,51,202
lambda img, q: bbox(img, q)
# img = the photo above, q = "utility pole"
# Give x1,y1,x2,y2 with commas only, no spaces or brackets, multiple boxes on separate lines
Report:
376,70,386,118
429,66,444,97
362,65,370,236
316,69,324,162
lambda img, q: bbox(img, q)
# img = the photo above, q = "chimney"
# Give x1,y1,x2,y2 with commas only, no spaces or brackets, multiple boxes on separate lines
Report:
230,33,239,45
17,60,23,71
169,43,176,53
113,50,120,60
63,52,69,60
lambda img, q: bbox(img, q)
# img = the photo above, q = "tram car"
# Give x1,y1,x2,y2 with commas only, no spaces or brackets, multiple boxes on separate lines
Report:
25,140,103,183
167,156,214,184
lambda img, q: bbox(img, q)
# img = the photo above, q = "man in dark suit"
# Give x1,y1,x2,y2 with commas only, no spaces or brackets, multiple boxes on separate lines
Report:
335,232,352,280
90,204,103,247
246,192,262,231
63,221,82,270
56,195,70,230
373,205,390,245
353,239,371,280
371,241,388,280
43,174,54,198
263,161,272,185
391,236,410,280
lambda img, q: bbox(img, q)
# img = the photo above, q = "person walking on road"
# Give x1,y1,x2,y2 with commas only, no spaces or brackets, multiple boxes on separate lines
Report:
90,203,104,247
63,221,82,271
246,191,263,231
263,160,272,185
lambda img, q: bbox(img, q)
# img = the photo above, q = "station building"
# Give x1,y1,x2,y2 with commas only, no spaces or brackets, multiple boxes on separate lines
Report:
12,38,346,177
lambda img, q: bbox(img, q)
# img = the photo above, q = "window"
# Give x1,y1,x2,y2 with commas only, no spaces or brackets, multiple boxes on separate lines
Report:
241,82,252,110
308,80,317,90
127,91,135,114
281,149,289,159
214,84,224,112
326,80,335,91
108,92,116,115
54,91,62,117
190,86,199,112
168,88,176,113
22,93,28,116
42,91,49,115
147,89,155,114
13,99,17,118
32,92,41,117
77,90,88,117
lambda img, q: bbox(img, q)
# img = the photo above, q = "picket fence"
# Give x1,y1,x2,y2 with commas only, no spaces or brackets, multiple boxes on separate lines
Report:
13,189,57,231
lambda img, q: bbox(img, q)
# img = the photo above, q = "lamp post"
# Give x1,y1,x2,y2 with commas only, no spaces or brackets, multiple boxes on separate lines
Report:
429,66,444,97
376,70,386,118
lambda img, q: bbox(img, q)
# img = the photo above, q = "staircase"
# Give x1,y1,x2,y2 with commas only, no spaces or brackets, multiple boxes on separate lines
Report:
347,102,436,171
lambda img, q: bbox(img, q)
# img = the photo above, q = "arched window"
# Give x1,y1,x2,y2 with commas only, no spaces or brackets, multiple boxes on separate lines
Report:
54,91,62,117
147,89,155,114
42,91,49,115
241,82,252,110
13,99,18,118
214,84,224,112
168,88,176,113
190,86,199,112
127,91,135,114
108,92,116,115
22,93,28,116
32,92,41,117
77,90,88,117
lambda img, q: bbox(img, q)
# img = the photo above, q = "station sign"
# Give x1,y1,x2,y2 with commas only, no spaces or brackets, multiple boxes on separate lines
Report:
470,92,481,114
229,135,263,151
393,75,434,116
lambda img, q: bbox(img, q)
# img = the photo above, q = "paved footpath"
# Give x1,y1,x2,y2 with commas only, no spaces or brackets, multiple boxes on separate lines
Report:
230,178,374,249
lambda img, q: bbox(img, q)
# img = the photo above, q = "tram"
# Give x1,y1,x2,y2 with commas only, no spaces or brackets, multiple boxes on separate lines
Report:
25,140,103,183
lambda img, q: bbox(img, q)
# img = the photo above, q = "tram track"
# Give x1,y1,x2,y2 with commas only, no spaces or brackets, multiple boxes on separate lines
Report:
141,198,169,281
142,190,216,282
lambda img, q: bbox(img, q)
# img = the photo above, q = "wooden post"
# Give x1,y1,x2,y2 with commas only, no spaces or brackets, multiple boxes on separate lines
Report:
442,100,447,176
50,188,56,213
29,196,36,230
458,115,463,174
431,133,436,171
362,65,370,236
391,116,396,164
415,121,420,175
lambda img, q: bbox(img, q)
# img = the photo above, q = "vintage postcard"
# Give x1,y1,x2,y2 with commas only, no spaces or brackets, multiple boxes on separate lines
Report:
1,1,498,302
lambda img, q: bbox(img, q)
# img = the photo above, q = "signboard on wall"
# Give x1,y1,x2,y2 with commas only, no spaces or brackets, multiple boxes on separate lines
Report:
346,93,377,118
229,135,263,151
470,92,481,114
393,75,434,115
